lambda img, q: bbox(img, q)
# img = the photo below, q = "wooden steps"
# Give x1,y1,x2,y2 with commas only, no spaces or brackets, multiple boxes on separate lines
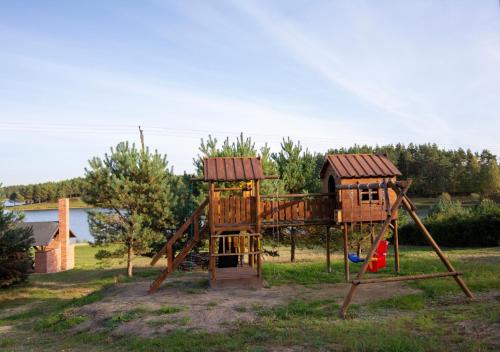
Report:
148,199,209,294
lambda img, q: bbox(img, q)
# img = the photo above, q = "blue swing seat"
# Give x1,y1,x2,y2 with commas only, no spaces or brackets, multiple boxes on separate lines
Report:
348,253,365,263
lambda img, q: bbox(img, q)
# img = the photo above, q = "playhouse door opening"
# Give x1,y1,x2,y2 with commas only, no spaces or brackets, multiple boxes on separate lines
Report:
217,233,239,268
328,175,337,208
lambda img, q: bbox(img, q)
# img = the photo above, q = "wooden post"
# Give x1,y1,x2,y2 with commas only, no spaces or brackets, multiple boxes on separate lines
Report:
326,226,331,273
209,182,215,235
211,236,216,281
240,233,245,265
249,236,254,268
343,223,349,282
208,182,215,280
257,235,262,277
255,180,261,233
393,219,400,274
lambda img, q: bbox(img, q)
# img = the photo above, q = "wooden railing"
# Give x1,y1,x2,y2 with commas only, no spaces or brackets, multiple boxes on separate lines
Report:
212,194,335,229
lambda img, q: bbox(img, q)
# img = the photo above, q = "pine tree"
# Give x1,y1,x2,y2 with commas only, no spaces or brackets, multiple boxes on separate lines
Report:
0,190,34,287
272,138,321,262
84,142,175,277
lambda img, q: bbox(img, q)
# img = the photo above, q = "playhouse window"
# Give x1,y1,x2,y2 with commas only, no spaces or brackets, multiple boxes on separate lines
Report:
360,189,379,203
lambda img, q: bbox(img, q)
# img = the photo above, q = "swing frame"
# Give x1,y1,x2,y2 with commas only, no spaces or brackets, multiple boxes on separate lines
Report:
338,179,474,317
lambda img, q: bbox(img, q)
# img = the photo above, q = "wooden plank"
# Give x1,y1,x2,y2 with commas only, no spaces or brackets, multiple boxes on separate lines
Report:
352,272,461,285
279,200,285,222
223,198,230,224
273,200,279,222
305,199,312,220
260,193,334,198
215,158,226,180
285,201,292,221
231,197,236,224
236,197,241,224
245,197,251,223
218,198,224,224
292,201,298,221
256,180,261,232
298,200,305,220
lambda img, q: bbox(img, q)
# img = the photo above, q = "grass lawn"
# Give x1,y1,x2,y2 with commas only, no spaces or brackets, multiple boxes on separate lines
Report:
1,244,499,351
8,197,90,211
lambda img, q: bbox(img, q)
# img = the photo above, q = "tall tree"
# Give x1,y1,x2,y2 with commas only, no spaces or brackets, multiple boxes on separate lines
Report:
272,138,322,262
479,157,500,198
84,142,175,277
0,186,34,287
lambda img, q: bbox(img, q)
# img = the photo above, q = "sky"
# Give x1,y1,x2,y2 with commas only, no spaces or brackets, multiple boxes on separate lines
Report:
1,1,499,186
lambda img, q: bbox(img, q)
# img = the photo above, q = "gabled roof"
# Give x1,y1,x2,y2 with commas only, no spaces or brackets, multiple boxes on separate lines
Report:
203,157,265,181
320,154,401,178
19,221,76,246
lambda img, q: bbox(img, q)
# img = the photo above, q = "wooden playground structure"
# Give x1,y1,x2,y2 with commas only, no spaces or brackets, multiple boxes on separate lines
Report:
149,154,474,317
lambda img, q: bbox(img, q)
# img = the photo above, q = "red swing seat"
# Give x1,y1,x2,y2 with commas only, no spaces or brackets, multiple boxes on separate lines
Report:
367,240,389,273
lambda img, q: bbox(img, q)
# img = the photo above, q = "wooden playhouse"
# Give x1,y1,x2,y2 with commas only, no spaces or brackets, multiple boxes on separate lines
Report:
149,154,474,317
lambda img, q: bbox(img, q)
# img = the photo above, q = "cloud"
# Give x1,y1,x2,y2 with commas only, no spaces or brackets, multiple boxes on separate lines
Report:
231,1,452,138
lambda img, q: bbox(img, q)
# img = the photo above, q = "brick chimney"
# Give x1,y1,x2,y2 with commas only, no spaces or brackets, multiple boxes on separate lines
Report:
58,198,74,270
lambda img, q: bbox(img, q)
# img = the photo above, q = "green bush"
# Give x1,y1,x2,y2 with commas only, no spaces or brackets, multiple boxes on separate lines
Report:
400,197,500,247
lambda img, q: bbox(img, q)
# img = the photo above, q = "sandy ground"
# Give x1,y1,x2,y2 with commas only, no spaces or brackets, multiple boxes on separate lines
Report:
74,272,421,337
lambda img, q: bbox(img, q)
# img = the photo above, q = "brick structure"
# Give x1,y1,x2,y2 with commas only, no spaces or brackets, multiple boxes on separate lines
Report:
34,248,60,273
58,198,74,270
20,198,76,273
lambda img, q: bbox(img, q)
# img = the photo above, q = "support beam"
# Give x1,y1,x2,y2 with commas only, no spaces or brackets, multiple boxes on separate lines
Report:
342,224,349,282
393,219,400,274
352,271,462,285
326,226,331,273
257,235,262,277
255,180,261,233
208,182,216,280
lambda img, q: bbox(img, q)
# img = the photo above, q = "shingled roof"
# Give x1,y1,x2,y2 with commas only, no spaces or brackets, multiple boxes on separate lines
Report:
320,154,401,178
203,157,265,181
19,222,76,247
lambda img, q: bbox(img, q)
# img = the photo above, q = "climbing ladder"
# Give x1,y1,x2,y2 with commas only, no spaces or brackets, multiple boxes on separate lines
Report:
148,198,209,294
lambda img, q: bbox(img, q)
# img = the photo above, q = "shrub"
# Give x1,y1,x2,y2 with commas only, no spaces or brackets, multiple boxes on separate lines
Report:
399,196,500,247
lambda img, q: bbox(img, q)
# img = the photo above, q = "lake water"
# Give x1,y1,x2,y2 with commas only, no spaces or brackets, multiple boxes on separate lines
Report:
20,207,430,244
23,208,94,242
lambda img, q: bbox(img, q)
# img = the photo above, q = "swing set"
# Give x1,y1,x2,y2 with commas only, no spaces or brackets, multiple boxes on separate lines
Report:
148,154,474,318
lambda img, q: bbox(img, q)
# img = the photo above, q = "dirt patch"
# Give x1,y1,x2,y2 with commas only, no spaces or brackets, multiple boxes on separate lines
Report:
0,325,13,334
74,272,420,336
455,320,500,349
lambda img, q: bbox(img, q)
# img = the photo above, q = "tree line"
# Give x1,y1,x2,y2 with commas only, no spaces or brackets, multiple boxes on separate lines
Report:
2,178,86,204
3,139,500,203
